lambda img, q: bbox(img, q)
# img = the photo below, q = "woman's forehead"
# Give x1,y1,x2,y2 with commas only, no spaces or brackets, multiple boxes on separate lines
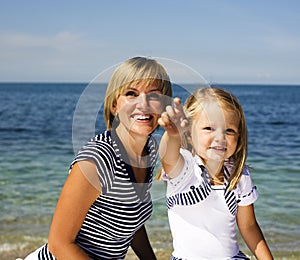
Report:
124,79,162,91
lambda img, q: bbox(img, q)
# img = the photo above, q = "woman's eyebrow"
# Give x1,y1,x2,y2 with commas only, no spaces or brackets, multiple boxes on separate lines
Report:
126,87,137,90
148,88,162,92
126,87,162,92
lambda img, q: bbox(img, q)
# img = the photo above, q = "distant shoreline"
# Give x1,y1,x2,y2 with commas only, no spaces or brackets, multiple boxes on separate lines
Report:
1,82,300,87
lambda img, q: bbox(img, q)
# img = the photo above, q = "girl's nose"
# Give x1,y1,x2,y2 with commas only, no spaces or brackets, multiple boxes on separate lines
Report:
214,128,225,142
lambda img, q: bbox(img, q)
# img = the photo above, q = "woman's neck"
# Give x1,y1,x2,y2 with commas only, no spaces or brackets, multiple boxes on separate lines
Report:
115,126,149,182
115,125,148,160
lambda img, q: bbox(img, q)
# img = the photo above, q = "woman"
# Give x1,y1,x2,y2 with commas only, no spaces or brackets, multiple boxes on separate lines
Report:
24,57,172,259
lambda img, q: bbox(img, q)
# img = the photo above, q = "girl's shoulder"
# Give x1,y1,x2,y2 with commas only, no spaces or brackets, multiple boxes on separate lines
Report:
224,163,253,190
162,149,204,191
235,165,258,205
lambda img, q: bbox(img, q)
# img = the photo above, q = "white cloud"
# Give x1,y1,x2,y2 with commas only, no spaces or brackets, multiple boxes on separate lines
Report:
0,31,82,50
0,31,108,81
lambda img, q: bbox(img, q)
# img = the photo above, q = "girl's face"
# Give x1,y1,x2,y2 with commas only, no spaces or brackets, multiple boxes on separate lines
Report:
191,101,240,163
114,81,163,138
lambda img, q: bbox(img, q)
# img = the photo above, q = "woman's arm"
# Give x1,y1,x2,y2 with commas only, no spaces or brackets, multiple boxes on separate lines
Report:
48,160,101,259
130,225,156,260
158,98,187,178
237,204,273,260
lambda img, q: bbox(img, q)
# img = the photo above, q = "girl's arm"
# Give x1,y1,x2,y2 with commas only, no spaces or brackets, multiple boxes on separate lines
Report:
158,98,188,178
130,225,156,259
48,160,101,259
237,204,273,260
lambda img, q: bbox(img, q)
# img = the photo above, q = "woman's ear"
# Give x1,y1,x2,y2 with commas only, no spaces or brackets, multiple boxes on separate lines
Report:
112,101,117,115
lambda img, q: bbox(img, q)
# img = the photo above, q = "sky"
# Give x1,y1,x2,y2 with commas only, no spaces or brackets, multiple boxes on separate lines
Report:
0,0,299,84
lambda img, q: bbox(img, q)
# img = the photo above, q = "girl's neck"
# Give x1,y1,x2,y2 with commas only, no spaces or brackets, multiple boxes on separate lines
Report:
204,159,225,184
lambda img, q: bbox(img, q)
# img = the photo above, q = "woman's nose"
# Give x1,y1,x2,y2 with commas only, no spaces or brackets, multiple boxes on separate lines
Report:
136,93,148,108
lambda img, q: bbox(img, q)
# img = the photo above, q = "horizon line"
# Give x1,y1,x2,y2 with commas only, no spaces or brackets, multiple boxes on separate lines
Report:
0,81,300,86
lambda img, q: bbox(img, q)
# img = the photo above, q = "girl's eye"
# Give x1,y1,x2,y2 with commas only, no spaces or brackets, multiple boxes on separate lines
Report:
226,128,237,135
203,127,213,131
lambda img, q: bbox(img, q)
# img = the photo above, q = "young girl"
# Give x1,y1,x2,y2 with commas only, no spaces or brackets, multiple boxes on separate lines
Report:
158,87,273,259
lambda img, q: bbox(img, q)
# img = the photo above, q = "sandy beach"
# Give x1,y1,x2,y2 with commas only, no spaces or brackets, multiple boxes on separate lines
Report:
3,244,300,260
3,229,300,260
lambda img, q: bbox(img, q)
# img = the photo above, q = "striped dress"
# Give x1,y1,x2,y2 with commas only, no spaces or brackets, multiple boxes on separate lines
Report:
37,129,158,260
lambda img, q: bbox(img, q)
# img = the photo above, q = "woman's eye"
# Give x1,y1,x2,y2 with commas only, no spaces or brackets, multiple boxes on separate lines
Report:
125,91,138,97
147,93,161,101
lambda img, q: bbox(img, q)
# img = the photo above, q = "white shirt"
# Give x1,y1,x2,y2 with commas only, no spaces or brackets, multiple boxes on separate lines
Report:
162,149,258,260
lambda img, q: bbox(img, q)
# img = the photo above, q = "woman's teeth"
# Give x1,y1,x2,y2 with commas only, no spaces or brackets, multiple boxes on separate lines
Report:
132,114,152,120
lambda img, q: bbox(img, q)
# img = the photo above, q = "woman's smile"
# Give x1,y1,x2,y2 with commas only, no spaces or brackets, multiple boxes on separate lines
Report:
115,82,163,138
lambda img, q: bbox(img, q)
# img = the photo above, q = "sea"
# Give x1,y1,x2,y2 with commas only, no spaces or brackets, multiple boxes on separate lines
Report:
0,82,299,259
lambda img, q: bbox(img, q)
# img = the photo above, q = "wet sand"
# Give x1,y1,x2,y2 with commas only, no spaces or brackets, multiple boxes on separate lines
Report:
3,245,300,260
4,246,300,260
3,229,300,260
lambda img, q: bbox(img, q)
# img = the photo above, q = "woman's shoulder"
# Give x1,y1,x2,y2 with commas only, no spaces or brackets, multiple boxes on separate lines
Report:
85,130,113,149
75,130,116,161
90,130,112,144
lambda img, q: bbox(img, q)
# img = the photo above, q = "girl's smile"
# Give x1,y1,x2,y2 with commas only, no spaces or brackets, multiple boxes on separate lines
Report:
191,101,240,164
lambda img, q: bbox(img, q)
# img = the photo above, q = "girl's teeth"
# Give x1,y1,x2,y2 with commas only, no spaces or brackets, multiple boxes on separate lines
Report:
211,146,226,151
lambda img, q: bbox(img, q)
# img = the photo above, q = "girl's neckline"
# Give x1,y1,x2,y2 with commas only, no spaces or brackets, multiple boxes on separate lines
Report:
209,175,224,186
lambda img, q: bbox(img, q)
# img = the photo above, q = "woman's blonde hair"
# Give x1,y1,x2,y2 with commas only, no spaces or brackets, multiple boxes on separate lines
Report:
183,87,248,190
104,57,172,129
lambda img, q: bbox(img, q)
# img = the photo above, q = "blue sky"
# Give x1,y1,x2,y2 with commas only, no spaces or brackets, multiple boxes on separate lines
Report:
0,0,299,84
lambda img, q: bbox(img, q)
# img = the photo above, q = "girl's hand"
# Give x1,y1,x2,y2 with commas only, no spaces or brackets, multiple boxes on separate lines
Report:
158,97,189,136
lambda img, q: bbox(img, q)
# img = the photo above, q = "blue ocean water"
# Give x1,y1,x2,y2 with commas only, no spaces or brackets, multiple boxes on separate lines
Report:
0,83,299,257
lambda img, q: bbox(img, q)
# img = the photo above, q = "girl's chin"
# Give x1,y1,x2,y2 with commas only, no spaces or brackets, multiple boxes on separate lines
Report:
206,153,226,162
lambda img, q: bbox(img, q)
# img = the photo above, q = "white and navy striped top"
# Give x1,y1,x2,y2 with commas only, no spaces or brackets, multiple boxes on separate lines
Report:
37,130,158,260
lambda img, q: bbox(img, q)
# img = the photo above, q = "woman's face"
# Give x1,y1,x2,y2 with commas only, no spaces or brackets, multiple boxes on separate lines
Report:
114,81,163,138
191,101,240,163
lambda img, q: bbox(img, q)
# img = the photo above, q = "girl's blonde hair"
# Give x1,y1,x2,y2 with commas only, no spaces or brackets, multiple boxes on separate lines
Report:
183,87,248,190
104,57,172,129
